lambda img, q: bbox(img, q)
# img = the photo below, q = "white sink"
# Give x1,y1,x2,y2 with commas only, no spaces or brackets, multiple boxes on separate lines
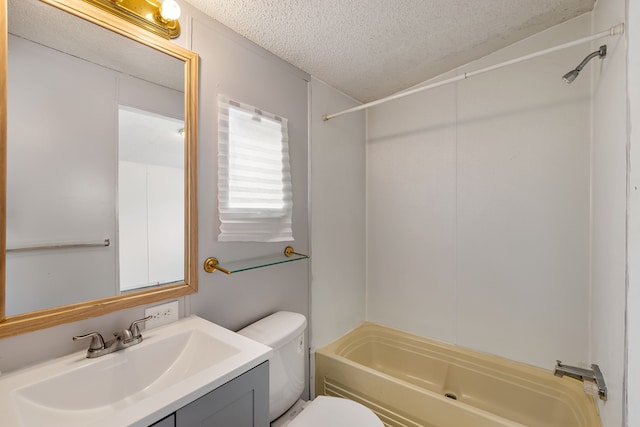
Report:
0,315,272,427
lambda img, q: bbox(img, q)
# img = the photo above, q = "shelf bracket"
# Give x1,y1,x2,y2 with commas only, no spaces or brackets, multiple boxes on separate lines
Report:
203,257,231,275
284,246,308,258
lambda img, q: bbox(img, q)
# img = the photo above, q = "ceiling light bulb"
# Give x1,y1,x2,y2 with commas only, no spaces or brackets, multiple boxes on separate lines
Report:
160,0,181,21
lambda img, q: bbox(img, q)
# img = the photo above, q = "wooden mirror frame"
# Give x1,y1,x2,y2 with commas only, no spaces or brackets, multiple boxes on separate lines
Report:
0,0,198,338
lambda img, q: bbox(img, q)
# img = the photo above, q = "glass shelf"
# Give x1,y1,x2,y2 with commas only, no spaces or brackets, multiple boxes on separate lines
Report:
203,247,309,275
224,253,308,274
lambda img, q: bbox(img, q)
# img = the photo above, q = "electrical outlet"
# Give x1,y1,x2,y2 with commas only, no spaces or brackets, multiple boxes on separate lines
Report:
144,300,179,330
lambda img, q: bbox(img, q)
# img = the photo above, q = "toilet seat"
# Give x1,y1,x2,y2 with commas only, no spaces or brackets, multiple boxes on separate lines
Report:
287,396,383,427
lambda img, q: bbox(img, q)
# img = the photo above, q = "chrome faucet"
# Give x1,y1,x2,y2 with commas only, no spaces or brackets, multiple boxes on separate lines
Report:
73,316,152,358
554,360,607,401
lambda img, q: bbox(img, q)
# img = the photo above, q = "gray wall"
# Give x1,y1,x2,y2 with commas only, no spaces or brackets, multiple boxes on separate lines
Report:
0,2,310,397
186,8,310,331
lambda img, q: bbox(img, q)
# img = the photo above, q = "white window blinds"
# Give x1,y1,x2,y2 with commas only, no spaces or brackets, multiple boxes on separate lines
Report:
217,96,293,242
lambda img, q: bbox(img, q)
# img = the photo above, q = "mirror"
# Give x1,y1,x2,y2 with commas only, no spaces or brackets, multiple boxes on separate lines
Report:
0,0,198,337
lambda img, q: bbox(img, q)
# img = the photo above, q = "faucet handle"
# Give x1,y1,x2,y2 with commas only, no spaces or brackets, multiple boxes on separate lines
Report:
128,316,152,339
73,332,106,351
115,329,134,343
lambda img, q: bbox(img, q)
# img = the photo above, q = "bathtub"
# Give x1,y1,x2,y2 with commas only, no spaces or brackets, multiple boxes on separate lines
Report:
315,322,600,427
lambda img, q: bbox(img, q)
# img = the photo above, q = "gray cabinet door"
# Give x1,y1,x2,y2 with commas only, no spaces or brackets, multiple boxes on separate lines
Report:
176,361,269,427
150,414,176,427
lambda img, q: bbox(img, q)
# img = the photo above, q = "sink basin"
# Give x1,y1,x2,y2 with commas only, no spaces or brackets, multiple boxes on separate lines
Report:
0,315,272,426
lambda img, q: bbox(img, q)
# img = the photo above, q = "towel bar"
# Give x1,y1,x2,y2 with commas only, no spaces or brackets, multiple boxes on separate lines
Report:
7,239,111,252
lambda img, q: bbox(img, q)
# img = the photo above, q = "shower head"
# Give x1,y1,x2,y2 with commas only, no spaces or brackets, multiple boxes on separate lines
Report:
562,69,580,83
563,45,607,84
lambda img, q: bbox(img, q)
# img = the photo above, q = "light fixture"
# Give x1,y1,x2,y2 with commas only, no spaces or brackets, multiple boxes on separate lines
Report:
159,0,181,22
82,0,181,39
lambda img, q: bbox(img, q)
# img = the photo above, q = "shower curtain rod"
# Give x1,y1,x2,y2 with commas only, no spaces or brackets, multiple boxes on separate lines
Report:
322,23,625,122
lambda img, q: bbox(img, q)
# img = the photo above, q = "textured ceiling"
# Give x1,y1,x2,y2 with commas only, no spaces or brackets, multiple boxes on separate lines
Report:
185,0,595,102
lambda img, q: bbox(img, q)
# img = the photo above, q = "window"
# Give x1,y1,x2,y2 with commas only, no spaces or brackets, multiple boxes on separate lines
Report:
217,96,293,242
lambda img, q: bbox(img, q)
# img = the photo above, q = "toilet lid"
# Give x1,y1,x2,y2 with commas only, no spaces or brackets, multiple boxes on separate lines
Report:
288,396,383,427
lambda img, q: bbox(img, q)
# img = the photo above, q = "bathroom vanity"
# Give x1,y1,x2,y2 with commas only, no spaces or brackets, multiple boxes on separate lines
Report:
150,362,269,427
0,316,272,427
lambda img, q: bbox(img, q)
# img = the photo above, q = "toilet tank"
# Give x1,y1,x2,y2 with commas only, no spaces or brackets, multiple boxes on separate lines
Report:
238,311,307,422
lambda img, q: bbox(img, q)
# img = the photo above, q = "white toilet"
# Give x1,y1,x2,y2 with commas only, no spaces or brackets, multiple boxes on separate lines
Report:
238,311,383,427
